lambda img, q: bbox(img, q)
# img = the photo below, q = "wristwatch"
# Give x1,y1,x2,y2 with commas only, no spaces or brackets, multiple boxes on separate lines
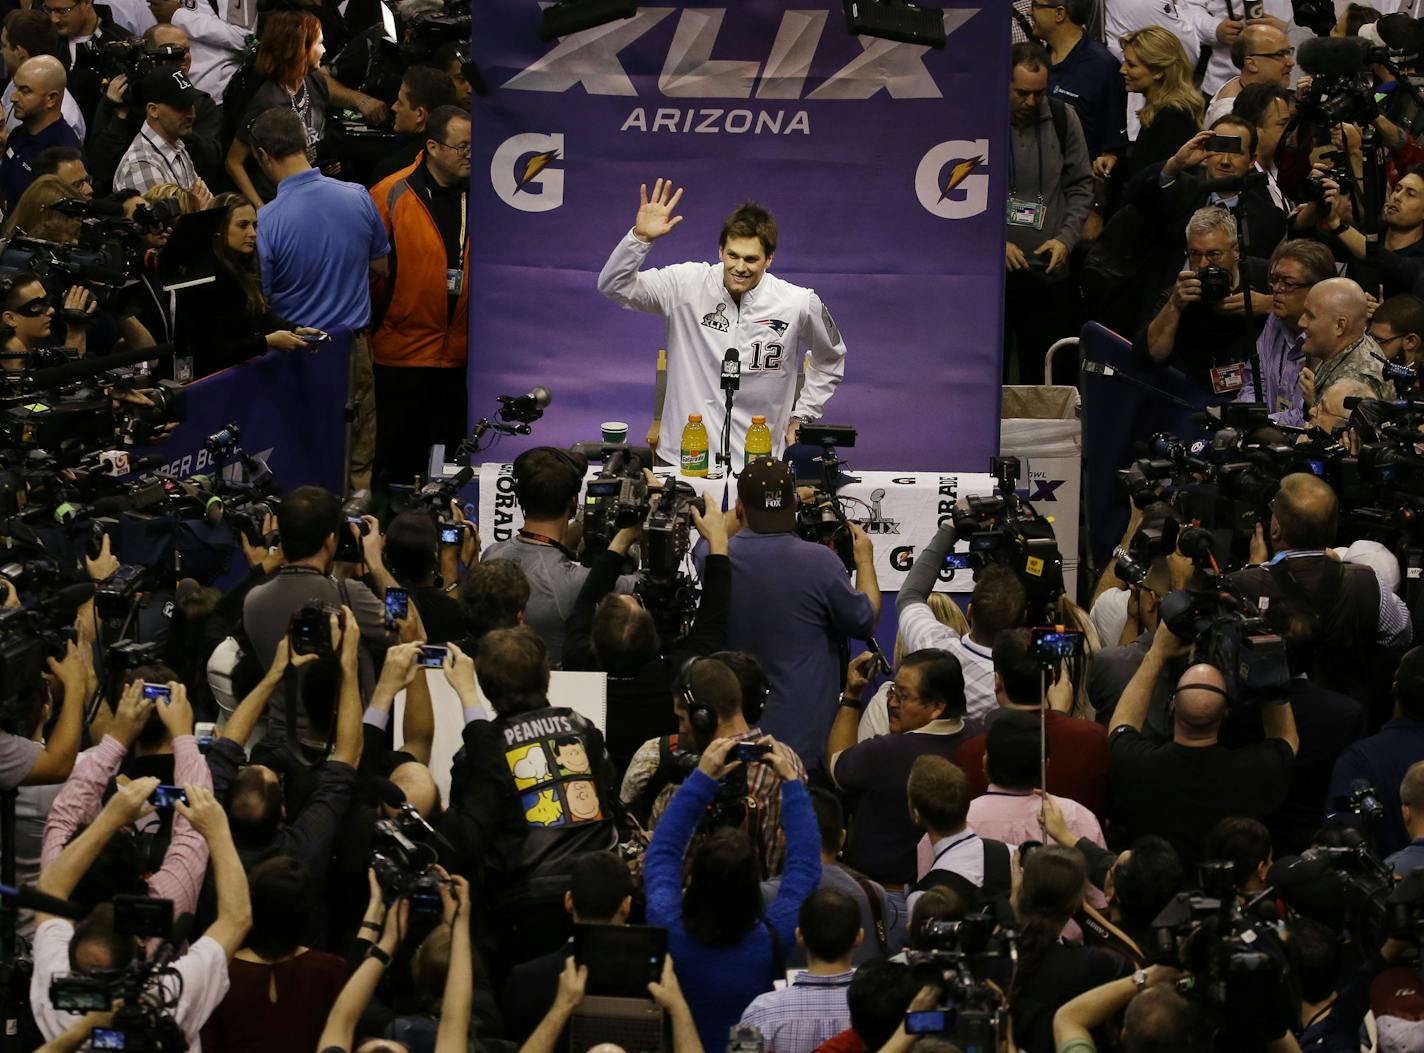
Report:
838,694,863,711
1132,968,1149,992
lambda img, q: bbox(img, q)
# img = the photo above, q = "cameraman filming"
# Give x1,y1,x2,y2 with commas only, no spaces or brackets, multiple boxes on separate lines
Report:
1107,625,1298,866
1230,472,1411,703
1138,206,1269,400
483,447,638,667
563,501,731,770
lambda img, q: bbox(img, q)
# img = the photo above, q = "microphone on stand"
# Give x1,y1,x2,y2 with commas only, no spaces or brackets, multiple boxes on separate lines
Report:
718,349,741,477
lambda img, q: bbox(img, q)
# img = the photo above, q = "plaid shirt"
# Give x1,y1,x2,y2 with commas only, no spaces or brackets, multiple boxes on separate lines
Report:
739,971,855,1053
622,729,808,876
113,127,197,194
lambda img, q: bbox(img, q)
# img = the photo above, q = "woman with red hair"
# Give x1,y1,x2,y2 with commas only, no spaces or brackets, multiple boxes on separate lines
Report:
224,10,331,206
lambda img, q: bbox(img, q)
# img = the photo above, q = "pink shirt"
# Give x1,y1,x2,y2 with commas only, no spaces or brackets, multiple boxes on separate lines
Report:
42,734,212,916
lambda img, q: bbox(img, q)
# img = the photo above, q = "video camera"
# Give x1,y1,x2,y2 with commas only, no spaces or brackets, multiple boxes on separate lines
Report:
370,808,452,917
951,456,1064,623
48,895,186,1053
903,912,1015,1051
576,444,706,641
74,38,187,85
1156,526,1290,705
399,0,471,64
1150,861,1291,1038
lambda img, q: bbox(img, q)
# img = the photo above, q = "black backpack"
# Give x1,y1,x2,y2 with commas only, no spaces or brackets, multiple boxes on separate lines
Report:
911,837,1013,911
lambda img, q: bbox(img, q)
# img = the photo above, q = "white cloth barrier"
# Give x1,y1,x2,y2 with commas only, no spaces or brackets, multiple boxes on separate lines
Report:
475,462,1067,594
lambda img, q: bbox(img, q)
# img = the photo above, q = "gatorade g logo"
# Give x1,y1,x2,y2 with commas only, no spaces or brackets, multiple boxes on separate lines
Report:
492,133,565,212
916,140,989,219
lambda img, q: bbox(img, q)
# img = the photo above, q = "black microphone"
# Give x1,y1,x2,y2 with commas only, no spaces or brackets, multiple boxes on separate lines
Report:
43,197,129,220
150,911,195,972
0,883,87,919
496,386,551,423
371,776,406,809
720,348,741,392
1298,35,1370,76
1378,12,1424,58
26,343,175,388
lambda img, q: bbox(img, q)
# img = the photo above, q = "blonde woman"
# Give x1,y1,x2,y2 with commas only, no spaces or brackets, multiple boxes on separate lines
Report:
1099,26,1204,181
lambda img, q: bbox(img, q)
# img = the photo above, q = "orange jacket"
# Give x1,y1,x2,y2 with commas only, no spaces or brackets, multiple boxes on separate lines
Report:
369,157,470,368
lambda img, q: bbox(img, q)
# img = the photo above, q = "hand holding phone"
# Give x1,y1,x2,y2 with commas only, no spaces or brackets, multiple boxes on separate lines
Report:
148,784,188,809
142,682,171,705
384,587,409,629
417,644,448,668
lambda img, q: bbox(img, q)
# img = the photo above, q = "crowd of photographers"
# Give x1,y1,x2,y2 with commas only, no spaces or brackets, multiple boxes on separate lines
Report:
24,0,1424,1050
0,0,473,494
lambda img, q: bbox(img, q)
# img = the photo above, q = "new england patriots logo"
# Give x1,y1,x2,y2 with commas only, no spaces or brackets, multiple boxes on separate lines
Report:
754,319,789,336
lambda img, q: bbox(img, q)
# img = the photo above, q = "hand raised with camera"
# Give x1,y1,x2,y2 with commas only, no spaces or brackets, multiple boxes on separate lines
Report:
174,784,229,841
761,736,801,783
443,641,478,706
1148,619,1191,660
697,736,743,780
358,515,385,571
555,958,589,1012
395,600,427,644
1163,130,1215,181
647,956,691,1015
634,178,684,243
111,679,156,749
62,285,97,321
155,681,194,738
1170,270,1203,310
691,502,728,553
845,651,875,703
438,869,471,927
448,500,480,566
337,606,359,669
105,72,129,107
47,640,89,697
379,642,423,694
849,521,874,563
378,897,410,954
270,634,319,681
105,775,159,826
86,534,119,582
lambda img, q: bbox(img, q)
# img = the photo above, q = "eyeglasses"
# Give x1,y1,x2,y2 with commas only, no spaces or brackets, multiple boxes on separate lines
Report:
40,3,77,14
886,682,922,705
1268,272,1312,291
1248,47,1295,60
1187,249,1228,264
1370,329,1406,346
9,297,50,317
431,139,471,157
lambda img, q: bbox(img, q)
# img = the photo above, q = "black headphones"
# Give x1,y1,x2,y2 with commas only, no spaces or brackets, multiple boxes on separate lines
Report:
674,657,718,737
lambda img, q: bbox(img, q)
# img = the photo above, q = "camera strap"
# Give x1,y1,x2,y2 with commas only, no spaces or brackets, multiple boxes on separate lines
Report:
849,871,889,954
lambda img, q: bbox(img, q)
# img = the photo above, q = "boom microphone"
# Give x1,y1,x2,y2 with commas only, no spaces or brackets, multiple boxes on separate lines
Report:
0,882,86,919
1378,12,1424,59
26,343,175,389
1298,35,1370,76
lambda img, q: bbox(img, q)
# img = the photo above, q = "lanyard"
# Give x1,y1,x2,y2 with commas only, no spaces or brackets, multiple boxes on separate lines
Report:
456,191,467,268
929,832,976,870
1008,122,1045,199
518,529,573,559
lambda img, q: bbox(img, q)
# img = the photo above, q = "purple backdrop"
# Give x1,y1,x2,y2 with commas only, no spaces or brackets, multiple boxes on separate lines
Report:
470,1,1008,471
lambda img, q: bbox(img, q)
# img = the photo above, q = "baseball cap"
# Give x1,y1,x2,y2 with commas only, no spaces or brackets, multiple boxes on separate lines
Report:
141,68,200,110
737,457,796,533
1330,539,1401,593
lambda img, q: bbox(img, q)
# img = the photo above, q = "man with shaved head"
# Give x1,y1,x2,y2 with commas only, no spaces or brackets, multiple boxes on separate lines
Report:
1229,473,1412,704
1298,277,1393,408
1106,622,1298,866
0,53,79,209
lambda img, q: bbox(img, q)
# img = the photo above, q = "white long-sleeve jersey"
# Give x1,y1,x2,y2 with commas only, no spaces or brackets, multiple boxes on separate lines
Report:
597,229,847,467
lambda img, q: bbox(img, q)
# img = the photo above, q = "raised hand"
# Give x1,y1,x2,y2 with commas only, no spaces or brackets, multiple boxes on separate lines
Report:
633,178,684,243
